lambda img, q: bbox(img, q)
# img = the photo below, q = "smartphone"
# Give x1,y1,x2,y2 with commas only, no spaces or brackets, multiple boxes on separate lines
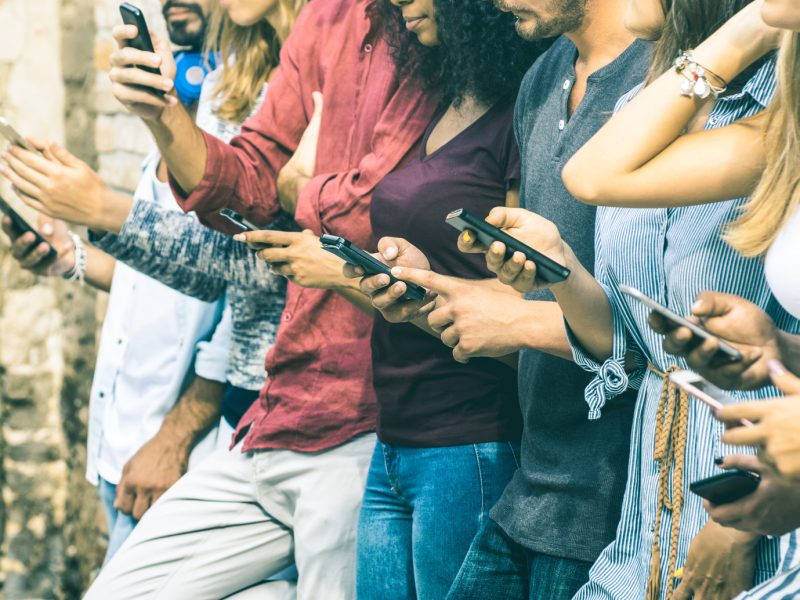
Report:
320,234,427,302
669,370,753,427
619,284,743,363
119,2,165,95
0,117,37,153
690,469,760,504
0,196,57,261
445,208,570,284
219,208,261,233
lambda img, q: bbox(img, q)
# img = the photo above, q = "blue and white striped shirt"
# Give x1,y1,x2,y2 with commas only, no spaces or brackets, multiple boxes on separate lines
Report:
570,59,800,599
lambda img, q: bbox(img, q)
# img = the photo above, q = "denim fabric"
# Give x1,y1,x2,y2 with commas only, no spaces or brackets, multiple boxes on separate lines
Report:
356,441,519,600
99,479,138,565
446,518,591,600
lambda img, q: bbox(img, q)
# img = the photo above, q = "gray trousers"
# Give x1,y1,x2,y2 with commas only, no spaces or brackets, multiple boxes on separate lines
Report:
85,434,376,599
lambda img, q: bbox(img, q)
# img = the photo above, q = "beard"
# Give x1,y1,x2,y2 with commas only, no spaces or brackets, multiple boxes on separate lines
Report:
495,0,587,41
162,0,208,49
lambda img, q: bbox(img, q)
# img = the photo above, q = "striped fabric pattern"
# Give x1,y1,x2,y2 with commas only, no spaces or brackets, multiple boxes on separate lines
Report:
570,58,800,599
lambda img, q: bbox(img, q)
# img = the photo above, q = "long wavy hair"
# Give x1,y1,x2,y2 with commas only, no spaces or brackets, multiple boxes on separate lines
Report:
376,0,547,108
647,0,756,87
205,0,307,122
726,32,800,256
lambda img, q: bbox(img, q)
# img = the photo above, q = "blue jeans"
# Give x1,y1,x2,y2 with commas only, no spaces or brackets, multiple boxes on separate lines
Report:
98,479,138,565
356,440,520,600
446,518,592,600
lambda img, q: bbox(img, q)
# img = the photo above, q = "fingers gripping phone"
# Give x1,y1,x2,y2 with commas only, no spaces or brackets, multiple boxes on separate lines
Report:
0,196,57,261
445,208,570,284
119,2,165,95
320,234,427,302
619,284,743,363
0,118,37,153
690,469,761,505
669,370,753,427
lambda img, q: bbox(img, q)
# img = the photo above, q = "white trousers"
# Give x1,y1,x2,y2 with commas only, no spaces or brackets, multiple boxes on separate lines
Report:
85,433,376,600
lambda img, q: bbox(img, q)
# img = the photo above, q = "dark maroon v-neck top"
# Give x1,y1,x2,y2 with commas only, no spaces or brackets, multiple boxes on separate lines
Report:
370,98,522,447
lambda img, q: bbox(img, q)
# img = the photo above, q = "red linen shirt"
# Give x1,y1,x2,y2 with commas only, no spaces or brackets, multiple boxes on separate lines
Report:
171,0,438,452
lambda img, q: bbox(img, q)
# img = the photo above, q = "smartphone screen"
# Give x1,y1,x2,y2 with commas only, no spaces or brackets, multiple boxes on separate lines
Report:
669,371,753,427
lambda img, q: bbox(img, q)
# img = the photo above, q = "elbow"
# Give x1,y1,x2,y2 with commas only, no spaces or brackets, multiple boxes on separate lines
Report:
562,159,608,206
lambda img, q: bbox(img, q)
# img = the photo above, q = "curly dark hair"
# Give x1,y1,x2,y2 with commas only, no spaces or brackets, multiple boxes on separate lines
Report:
375,0,549,108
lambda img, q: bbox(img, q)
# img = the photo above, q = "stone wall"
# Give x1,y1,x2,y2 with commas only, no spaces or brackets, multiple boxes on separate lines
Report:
0,0,163,597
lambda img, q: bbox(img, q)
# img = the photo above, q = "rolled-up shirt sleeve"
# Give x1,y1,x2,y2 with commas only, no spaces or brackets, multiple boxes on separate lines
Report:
194,298,233,384
566,283,646,420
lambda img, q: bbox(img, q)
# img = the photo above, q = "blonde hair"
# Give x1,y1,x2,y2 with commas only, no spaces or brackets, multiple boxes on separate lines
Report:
726,32,800,256
205,0,307,123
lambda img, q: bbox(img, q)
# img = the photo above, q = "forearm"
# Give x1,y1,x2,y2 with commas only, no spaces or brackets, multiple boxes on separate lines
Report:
156,376,225,451
334,281,375,316
83,244,116,292
551,247,614,362
147,105,208,195
563,19,773,207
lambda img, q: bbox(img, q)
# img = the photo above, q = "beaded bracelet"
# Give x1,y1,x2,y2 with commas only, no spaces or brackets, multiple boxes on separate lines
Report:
673,50,728,100
62,232,86,285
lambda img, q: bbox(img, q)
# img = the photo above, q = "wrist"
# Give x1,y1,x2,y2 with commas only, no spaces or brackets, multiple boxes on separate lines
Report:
94,188,133,234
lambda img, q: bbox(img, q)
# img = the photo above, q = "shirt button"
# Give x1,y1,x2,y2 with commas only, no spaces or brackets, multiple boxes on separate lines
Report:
99,391,105,399
363,43,373,53
563,79,571,90
117,338,123,345
558,119,566,131
284,312,292,321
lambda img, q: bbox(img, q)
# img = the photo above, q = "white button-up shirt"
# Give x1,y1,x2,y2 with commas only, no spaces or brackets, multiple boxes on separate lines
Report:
86,154,226,486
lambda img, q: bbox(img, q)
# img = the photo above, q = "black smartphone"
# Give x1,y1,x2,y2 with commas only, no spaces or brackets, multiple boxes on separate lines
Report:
119,2,165,96
219,208,260,232
690,469,761,505
620,284,743,363
0,197,57,261
445,208,571,284
320,234,427,302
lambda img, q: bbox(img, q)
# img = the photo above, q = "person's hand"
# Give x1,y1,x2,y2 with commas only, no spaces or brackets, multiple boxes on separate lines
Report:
235,229,347,289
109,25,178,120
648,292,782,389
673,520,758,600
1,214,75,277
719,362,800,480
277,92,323,216
703,454,800,537
458,207,568,294
0,141,121,231
390,266,535,363
344,237,435,323
114,430,190,521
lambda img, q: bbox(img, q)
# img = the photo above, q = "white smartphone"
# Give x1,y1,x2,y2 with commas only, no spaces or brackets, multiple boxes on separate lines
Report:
0,117,37,153
669,370,753,427
619,284,742,363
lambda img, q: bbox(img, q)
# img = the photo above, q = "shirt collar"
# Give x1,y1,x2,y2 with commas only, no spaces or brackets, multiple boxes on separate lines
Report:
721,53,777,110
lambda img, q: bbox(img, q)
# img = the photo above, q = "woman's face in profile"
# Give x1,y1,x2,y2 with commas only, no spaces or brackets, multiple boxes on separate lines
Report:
389,0,440,47
624,0,665,40
762,0,800,31
220,0,280,26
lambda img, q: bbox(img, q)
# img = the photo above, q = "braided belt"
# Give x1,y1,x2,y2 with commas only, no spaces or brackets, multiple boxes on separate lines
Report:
646,364,689,600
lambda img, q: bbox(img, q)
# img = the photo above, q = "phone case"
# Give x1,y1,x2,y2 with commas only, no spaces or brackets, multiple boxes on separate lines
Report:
0,197,57,261
445,208,570,283
119,2,165,95
320,235,427,302
690,470,760,505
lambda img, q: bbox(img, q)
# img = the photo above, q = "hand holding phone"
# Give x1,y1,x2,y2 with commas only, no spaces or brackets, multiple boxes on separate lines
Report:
119,3,166,96
321,234,427,302
0,196,57,261
446,208,570,284
620,285,743,363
